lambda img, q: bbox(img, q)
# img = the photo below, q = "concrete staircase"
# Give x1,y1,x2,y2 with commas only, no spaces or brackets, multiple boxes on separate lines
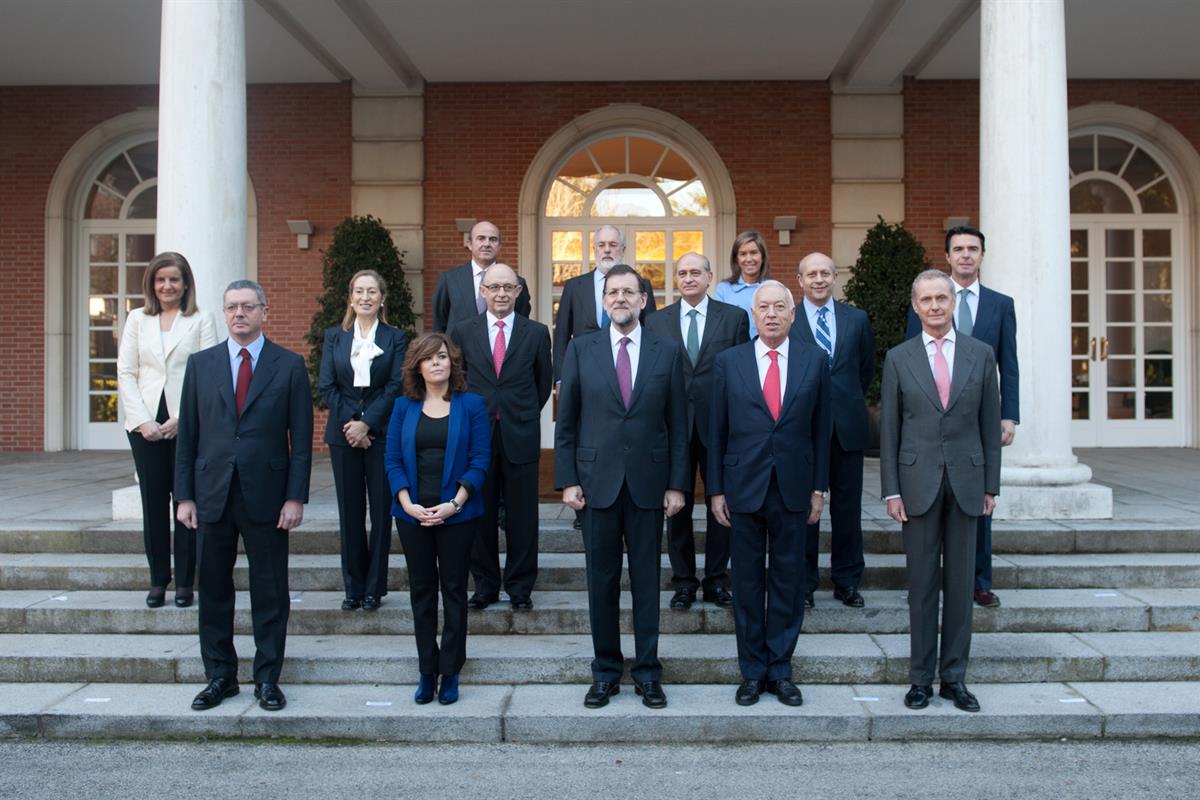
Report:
1,510,1199,742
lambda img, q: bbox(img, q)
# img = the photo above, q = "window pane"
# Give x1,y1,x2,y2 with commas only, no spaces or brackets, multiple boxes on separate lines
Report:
1105,229,1134,257
1070,229,1087,257
1106,326,1134,355
1072,358,1089,387
1071,327,1089,356
1071,180,1132,213
1142,230,1171,258
1096,136,1133,174
1071,262,1088,290
90,234,118,263
89,361,118,392
1145,359,1172,388
97,153,139,197
89,394,118,423
560,147,602,179
1105,294,1133,323
1107,359,1134,388
126,296,145,313
1068,135,1093,175
1107,391,1135,420
628,137,666,176
1139,181,1177,213
85,184,122,219
90,266,117,294
128,235,154,264
671,231,704,261
1145,392,1173,420
1121,147,1164,191
88,297,117,327
656,148,696,181
89,329,118,359
591,187,665,217
126,266,147,295
127,141,157,181
636,230,667,290
1105,261,1133,290
127,186,156,219
1143,261,1171,291
1145,326,1172,354
546,180,586,217
552,263,582,286
668,180,710,216
552,231,582,261
1072,391,1089,420
1144,294,1172,323
588,137,626,174
1071,294,1088,323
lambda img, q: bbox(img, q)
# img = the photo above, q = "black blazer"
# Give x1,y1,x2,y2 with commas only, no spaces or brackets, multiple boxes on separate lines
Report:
554,326,689,510
906,284,1019,422
432,262,531,333
318,322,407,447
552,269,657,382
450,313,552,465
644,298,750,447
175,338,314,525
707,337,832,515
790,300,875,452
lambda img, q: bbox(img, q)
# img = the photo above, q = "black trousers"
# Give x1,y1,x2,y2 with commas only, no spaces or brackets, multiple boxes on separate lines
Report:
583,482,663,684
127,393,195,589
667,428,730,593
805,430,865,593
398,517,476,676
471,426,539,600
729,473,807,682
197,475,290,684
330,439,391,600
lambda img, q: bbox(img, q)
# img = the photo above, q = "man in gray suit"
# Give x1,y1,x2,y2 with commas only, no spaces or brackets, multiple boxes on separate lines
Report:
880,269,1000,713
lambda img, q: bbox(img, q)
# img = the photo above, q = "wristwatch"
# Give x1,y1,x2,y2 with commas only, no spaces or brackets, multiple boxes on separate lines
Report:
449,498,462,514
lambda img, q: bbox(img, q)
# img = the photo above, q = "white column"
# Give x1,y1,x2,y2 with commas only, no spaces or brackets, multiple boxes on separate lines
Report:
979,0,1111,518
156,0,247,318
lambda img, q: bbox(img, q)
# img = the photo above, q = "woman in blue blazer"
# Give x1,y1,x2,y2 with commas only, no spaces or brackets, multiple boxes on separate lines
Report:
386,332,490,706
319,269,407,612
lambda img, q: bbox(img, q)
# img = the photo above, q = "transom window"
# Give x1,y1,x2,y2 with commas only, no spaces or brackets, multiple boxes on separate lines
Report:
1069,133,1177,214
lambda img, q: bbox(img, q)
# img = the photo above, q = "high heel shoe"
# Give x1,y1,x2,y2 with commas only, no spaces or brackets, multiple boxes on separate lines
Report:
414,673,437,705
174,588,194,608
146,586,167,608
438,674,460,705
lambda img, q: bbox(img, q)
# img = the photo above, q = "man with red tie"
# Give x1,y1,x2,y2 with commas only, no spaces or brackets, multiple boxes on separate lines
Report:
708,280,831,707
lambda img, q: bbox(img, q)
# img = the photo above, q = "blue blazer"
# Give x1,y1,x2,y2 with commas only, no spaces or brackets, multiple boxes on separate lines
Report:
906,284,1019,422
790,300,875,451
384,392,491,526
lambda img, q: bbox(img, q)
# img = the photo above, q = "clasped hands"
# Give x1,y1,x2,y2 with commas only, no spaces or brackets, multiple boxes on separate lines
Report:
342,420,373,449
562,486,686,518
137,417,178,442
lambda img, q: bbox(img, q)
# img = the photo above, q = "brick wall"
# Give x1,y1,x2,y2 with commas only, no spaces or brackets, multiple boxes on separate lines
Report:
423,81,833,322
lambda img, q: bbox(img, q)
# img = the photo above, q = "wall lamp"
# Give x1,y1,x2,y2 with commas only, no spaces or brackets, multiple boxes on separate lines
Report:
287,219,314,250
773,216,797,247
456,217,477,248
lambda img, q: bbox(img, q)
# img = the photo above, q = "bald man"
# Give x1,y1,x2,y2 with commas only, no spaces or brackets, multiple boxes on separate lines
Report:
433,221,531,333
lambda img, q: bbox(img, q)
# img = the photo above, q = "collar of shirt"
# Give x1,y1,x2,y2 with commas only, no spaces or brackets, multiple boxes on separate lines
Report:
471,260,489,278
731,276,758,292
227,334,265,363
754,335,789,362
486,310,515,329
956,278,980,297
681,295,709,318
921,328,956,348
802,296,834,325
610,322,642,349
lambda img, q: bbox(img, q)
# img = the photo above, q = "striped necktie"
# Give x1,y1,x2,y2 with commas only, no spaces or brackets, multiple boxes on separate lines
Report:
815,306,833,366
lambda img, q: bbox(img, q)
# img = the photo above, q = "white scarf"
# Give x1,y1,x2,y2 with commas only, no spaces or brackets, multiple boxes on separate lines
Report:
350,319,383,387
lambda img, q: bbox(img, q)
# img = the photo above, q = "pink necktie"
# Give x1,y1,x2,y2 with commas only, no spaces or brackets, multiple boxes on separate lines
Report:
616,337,633,409
763,351,781,421
933,338,951,409
493,320,506,377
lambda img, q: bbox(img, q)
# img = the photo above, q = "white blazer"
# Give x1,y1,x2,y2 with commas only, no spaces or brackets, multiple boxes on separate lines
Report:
117,306,219,431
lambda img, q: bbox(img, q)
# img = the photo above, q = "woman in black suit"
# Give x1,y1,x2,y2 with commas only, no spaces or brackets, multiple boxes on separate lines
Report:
319,269,407,611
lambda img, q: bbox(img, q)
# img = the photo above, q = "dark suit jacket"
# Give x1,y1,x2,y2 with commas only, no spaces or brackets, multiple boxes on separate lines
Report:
879,334,1002,517
450,313,552,465
384,392,492,526
552,269,657,382
175,338,314,525
432,262,530,333
707,337,832,515
791,300,875,451
906,284,1019,422
317,322,407,447
554,326,688,510
644,298,750,447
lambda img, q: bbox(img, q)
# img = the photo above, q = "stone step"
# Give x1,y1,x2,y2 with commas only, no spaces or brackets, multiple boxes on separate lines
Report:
3,588,1197,636
4,522,1199,555
4,552,1200,592
3,681,1197,742
0,630,1197,685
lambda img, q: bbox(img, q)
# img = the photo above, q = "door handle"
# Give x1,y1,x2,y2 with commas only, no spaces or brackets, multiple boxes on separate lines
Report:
1100,336,1109,361
1089,336,1097,361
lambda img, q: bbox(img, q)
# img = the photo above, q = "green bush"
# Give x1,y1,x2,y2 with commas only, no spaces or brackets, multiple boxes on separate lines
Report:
306,215,417,408
842,217,931,405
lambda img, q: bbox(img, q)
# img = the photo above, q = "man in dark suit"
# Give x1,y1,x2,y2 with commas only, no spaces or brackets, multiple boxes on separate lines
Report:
905,225,1018,609
555,263,688,710
432,220,531,333
553,225,656,530
884,269,1001,713
792,252,875,610
709,280,831,707
645,252,749,610
176,279,313,713
450,263,552,611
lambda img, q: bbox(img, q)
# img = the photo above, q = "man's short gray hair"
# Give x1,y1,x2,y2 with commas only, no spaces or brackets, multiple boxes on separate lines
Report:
910,269,956,304
225,279,267,306
595,224,625,246
752,279,795,311
676,251,711,272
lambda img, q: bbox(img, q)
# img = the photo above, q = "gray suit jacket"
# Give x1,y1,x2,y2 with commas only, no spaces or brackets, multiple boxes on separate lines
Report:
878,333,1001,517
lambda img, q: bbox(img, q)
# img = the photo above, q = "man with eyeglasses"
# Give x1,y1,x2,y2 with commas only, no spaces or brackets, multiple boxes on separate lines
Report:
176,279,313,713
433,220,531,333
450,263,552,611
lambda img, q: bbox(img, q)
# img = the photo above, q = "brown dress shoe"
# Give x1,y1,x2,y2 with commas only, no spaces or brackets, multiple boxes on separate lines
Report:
974,589,1001,608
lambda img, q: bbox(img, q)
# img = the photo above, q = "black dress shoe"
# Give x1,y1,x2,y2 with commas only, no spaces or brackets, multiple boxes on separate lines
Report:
804,591,815,610
735,679,764,706
341,597,362,610
174,589,194,608
146,587,167,609
702,587,735,608
191,677,239,711
669,588,695,610
467,593,498,610
939,681,980,712
510,597,533,610
362,595,381,611
583,681,620,708
904,684,933,709
765,679,804,706
572,516,582,530
833,586,865,608
634,680,668,709
255,682,287,711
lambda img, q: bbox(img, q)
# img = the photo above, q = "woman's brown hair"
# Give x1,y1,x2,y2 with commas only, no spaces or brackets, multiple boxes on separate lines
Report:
142,251,199,316
340,269,389,331
725,230,771,284
402,332,467,400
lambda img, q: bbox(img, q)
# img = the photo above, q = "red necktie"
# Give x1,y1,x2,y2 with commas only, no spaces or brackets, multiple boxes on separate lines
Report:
763,350,781,421
933,338,951,409
493,320,506,377
235,347,252,415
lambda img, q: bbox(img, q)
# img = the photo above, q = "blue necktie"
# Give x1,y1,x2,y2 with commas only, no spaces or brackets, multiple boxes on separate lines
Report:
815,306,833,366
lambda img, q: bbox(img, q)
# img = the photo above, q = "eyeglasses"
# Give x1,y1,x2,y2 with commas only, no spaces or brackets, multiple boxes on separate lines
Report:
604,288,642,299
223,302,264,314
481,283,519,293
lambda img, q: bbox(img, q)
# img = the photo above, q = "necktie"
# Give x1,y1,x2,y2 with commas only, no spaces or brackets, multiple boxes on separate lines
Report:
475,274,486,314
492,320,506,378
685,309,700,365
763,350,781,421
600,307,609,328
235,347,252,415
616,336,633,409
815,306,833,366
933,338,951,409
957,288,974,336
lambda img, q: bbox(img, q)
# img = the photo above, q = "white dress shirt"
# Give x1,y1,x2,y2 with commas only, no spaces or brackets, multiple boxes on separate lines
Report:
471,260,488,301
350,318,382,387
921,328,956,381
679,295,709,344
609,323,642,390
228,334,265,390
486,310,516,351
802,297,836,356
954,278,980,331
754,336,789,400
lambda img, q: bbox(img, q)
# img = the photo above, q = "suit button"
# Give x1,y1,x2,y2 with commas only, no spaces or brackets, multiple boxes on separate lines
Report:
235,436,240,441
623,445,630,453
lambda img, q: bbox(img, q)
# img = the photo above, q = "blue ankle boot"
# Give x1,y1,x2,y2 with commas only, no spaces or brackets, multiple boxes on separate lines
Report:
414,673,437,704
438,674,460,705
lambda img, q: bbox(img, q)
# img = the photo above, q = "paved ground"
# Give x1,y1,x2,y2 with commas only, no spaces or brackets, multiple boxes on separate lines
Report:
1,739,1196,799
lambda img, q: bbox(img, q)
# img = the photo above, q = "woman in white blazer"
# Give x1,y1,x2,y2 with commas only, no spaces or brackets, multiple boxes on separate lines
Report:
117,252,218,608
